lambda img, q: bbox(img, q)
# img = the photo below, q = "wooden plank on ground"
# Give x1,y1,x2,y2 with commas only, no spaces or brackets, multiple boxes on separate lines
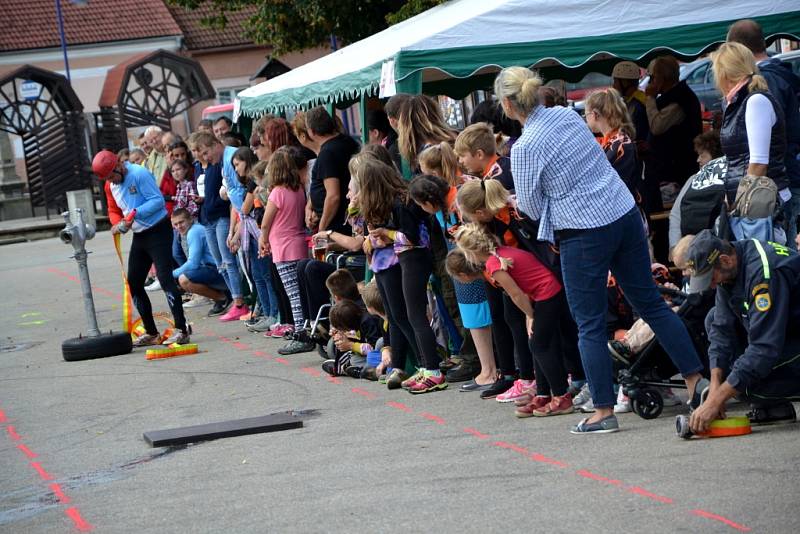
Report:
143,413,303,447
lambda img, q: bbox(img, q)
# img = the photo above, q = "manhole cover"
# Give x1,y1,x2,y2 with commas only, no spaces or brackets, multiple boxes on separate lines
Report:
0,341,42,353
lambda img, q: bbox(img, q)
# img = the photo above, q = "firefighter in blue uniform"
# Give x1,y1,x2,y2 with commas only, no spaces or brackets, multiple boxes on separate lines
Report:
686,230,800,432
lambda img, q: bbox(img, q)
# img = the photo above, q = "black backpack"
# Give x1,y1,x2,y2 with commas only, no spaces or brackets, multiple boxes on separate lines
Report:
506,210,563,281
680,157,728,236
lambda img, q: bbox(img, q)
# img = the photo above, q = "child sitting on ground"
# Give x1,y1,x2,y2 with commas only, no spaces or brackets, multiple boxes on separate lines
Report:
360,279,391,379
322,299,384,378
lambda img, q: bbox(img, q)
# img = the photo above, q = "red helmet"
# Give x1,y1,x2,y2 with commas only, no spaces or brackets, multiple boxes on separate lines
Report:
92,149,118,180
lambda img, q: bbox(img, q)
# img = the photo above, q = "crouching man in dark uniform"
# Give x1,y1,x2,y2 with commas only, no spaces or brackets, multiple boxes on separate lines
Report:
686,230,800,432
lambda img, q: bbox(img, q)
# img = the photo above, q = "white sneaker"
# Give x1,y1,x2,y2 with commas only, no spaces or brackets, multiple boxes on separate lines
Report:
578,398,596,413
572,383,592,407
661,388,682,406
614,388,631,413
184,294,213,308
145,278,162,292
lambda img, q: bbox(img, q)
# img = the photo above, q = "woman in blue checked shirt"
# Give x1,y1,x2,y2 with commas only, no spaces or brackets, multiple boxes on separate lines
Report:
493,66,705,434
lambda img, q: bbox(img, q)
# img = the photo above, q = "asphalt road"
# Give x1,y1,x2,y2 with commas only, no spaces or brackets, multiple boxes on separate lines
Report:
1,233,798,533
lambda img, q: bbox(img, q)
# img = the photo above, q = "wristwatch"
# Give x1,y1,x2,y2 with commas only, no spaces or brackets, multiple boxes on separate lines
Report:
326,230,334,238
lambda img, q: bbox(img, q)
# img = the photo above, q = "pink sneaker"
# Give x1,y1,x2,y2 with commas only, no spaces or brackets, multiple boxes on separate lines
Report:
220,304,250,322
496,379,536,403
266,324,293,338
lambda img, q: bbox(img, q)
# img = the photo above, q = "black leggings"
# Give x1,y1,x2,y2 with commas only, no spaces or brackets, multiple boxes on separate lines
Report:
529,290,573,397
374,263,417,370
128,217,187,335
486,284,531,377
398,248,440,370
295,259,336,324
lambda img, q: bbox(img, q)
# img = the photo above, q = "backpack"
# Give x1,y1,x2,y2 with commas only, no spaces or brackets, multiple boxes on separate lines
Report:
731,174,778,219
680,157,727,236
506,211,563,280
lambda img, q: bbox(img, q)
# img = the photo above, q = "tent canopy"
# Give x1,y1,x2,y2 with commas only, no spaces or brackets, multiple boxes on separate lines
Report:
236,0,800,118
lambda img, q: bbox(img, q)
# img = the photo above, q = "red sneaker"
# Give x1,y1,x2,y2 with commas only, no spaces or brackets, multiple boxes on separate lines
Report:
408,370,448,394
532,393,575,417
515,395,551,418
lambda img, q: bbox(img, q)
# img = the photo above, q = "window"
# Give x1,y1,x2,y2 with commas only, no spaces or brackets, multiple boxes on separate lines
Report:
687,63,708,85
216,87,248,105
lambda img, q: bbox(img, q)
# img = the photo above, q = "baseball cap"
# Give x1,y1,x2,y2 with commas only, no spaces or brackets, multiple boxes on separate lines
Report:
685,230,726,290
612,61,641,80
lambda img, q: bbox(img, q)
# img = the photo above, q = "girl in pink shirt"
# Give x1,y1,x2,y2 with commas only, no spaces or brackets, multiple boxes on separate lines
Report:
453,223,576,417
259,147,309,334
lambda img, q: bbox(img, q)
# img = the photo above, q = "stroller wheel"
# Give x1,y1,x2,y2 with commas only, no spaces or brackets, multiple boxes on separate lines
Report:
631,388,664,420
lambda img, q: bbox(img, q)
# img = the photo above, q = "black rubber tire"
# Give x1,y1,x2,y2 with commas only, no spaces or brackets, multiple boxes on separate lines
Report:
631,388,664,420
62,332,133,362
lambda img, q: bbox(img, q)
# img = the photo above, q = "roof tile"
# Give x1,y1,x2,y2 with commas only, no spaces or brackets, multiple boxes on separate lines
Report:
0,0,182,52
166,4,256,51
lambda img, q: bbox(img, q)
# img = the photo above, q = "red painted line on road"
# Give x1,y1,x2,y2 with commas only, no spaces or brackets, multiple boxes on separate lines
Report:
576,469,623,485
274,357,289,365
17,443,37,459
419,412,446,425
218,336,230,343
6,425,21,440
47,267,120,301
325,375,342,385
0,409,7,422
252,350,268,357
628,486,673,504
301,367,321,377
386,401,413,413
65,507,94,531
233,342,249,350
691,509,751,532
30,461,54,480
463,427,490,439
492,440,529,455
530,453,568,468
49,483,71,504
351,388,377,400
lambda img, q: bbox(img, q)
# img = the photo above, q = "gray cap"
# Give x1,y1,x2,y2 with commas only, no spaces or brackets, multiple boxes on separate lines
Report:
686,230,726,290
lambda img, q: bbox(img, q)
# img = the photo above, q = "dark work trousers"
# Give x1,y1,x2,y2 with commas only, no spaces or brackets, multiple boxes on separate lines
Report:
295,259,336,325
128,216,187,335
375,263,418,370
529,290,574,397
397,248,440,370
486,283,530,377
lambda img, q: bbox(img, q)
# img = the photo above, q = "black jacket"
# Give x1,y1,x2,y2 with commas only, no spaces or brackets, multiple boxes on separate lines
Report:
759,58,800,188
648,80,703,186
707,239,800,393
720,86,787,192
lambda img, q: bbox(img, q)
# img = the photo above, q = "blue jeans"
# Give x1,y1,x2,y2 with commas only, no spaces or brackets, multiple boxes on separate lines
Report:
784,187,800,251
248,235,279,318
203,217,242,299
559,207,704,408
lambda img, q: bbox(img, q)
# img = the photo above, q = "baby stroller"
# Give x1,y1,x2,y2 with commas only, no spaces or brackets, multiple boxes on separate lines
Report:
614,286,715,419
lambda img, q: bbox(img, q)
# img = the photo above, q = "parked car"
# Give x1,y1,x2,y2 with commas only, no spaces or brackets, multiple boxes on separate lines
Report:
679,58,721,113
773,49,800,77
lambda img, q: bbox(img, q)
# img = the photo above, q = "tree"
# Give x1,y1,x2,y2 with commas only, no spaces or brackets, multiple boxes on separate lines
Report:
168,0,447,55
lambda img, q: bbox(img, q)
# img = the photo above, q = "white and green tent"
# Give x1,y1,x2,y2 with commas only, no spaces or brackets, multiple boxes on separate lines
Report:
236,0,800,118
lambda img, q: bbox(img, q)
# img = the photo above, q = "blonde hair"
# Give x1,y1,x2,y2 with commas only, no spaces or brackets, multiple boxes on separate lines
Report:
419,142,460,186
290,112,309,140
456,178,509,217
670,233,696,268
493,67,543,117
359,279,385,316
585,88,636,139
396,95,455,168
251,160,269,185
711,42,769,94
454,122,497,158
445,248,484,278
187,131,219,150
455,223,513,270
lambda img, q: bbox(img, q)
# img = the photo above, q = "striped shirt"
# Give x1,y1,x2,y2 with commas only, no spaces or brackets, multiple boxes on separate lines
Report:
511,106,635,243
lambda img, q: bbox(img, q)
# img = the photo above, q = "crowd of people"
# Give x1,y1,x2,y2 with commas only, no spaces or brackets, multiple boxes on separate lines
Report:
92,19,800,435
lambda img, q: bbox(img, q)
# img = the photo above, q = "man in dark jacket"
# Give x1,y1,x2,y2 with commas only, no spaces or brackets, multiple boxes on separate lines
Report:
686,230,800,432
643,56,703,213
728,19,800,249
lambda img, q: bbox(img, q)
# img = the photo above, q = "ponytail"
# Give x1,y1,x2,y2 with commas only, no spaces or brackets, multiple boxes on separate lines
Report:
454,223,512,269
494,67,543,117
456,178,509,217
748,74,769,93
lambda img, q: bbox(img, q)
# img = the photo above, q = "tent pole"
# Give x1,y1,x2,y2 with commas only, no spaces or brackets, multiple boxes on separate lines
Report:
359,93,368,145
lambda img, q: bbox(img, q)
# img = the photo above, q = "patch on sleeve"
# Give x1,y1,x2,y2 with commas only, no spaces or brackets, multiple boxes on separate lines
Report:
754,293,771,312
751,283,769,296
